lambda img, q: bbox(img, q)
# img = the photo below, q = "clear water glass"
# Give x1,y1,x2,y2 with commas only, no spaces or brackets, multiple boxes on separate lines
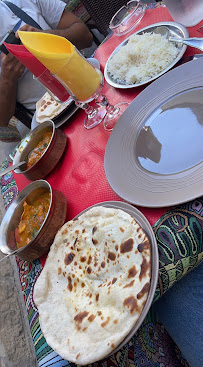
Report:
163,0,203,27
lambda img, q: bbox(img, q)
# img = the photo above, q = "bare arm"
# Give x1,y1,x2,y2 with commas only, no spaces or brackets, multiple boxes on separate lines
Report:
0,53,25,127
16,10,93,50
0,9,92,127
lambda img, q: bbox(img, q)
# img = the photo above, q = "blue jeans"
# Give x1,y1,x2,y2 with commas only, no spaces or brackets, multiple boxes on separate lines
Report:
153,262,203,367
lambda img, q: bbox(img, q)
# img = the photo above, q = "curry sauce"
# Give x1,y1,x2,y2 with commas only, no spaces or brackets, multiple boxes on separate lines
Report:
27,132,52,169
15,192,51,249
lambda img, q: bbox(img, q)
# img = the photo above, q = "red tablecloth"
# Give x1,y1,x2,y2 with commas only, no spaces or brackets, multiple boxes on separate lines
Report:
13,6,203,255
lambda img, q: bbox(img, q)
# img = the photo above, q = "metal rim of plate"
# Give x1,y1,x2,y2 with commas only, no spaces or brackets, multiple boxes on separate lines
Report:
104,21,189,89
104,58,203,208
74,200,158,357
54,102,79,128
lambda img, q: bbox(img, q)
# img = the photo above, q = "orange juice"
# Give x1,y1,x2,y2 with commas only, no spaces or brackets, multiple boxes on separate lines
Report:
55,48,101,101
18,31,101,101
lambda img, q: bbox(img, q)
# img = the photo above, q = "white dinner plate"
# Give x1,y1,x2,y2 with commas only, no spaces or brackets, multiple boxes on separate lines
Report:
104,58,203,208
104,21,189,89
74,200,158,356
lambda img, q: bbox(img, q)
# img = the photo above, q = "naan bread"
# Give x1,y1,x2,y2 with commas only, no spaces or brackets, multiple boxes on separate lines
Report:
36,92,71,124
34,206,151,365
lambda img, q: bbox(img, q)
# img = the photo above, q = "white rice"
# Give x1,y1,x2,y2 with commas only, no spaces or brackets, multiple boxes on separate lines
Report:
107,32,179,84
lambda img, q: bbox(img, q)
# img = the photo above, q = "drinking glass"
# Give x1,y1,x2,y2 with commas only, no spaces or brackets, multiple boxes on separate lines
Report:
53,47,129,131
34,68,106,129
163,0,203,27
33,68,70,103
79,102,106,130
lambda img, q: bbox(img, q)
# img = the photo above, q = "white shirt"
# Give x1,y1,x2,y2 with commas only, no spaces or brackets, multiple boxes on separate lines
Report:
0,0,65,111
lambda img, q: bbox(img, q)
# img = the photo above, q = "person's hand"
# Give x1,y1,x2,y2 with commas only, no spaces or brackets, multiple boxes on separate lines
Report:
15,24,40,38
0,53,25,83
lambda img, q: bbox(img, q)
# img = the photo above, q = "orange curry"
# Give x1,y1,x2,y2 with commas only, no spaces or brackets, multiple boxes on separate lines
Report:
15,192,51,249
27,132,52,169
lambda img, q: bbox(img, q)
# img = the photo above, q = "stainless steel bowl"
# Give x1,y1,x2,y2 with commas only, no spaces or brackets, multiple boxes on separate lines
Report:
13,120,67,181
105,21,189,89
0,180,67,261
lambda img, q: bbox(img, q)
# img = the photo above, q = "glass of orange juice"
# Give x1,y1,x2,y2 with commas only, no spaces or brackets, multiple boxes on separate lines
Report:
54,47,129,131
53,47,107,129
18,31,128,131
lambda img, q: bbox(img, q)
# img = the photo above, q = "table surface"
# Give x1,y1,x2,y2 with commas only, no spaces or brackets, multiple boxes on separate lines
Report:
13,6,203,225
2,4,203,367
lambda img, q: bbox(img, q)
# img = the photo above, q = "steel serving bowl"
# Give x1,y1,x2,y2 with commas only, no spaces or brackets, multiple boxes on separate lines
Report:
13,120,67,181
105,21,189,89
0,180,67,261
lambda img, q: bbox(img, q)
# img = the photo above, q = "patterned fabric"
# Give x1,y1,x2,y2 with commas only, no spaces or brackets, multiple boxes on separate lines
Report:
0,127,21,142
0,160,19,210
1,158,202,367
153,200,203,302
0,117,21,142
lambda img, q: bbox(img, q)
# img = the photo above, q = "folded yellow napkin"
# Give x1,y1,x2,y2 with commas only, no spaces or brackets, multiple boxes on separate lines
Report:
18,31,101,101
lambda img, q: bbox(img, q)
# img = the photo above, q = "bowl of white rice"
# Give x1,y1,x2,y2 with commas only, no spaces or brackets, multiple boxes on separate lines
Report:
105,22,189,88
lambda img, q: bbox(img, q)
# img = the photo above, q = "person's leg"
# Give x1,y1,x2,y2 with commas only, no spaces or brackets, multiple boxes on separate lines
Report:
153,262,203,367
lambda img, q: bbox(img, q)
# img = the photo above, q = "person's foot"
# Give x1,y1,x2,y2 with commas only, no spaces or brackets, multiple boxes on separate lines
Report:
0,126,21,142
